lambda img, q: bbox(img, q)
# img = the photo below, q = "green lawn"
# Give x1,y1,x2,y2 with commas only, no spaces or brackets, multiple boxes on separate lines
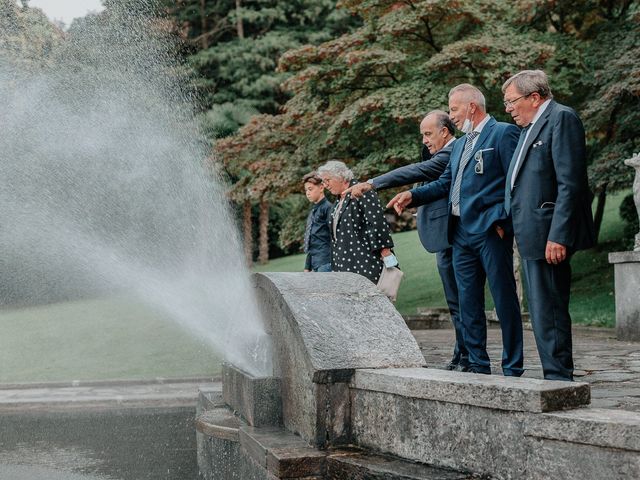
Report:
0,296,221,384
256,191,629,326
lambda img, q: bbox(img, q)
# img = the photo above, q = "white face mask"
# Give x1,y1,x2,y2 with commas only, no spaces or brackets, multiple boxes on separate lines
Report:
460,105,474,134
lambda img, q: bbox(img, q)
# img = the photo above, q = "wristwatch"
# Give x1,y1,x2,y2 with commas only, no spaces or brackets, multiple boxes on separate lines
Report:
366,179,376,190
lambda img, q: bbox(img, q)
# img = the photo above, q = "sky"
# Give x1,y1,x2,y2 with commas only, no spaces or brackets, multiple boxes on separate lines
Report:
28,0,105,27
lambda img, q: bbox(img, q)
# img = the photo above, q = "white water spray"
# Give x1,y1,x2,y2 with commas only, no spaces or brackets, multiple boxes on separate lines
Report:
0,6,271,376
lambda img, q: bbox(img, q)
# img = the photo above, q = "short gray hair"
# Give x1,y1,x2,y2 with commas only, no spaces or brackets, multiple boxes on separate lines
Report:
502,70,553,99
317,160,354,182
448,84,486,111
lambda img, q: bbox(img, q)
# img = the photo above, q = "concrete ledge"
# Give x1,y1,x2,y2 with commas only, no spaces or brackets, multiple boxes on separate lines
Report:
195,407,242,442
525,407,640,451
326,451,474,479
197,383,223,415
239,425,326,477
609,251,640,263
351,368,590,413
222,363,283,427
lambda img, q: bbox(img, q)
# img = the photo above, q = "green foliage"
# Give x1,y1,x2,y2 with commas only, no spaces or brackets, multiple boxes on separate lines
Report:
0,0,64,67
620,193,640,249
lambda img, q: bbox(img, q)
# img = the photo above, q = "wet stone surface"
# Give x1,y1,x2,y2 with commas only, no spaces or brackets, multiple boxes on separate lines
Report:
413,324,640,412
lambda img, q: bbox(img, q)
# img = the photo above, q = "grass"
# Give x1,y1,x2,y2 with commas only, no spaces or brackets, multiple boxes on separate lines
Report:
256,190,630,327
0,296,221,384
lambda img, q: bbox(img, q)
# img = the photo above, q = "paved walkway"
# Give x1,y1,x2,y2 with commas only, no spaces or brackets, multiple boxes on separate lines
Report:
414,325,640,412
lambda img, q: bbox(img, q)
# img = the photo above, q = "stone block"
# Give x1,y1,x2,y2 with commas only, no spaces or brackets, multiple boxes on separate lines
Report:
253,272,424,447
524,436,640,480
254,273,425,374
350,389,529,479
222,362,283,427
351,367,590,413
524,407,640,451
326,451,475,479
609,251,640,341
266,446,326,478
239,426,312,469
197,383,223,415
195,407,242,442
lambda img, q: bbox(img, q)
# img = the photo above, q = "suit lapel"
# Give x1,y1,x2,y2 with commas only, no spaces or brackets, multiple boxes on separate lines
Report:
512,101,555,184
471,117,496,155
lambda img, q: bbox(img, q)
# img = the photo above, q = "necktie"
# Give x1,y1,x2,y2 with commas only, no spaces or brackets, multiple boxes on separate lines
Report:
504,125,529,215
450,131,479,214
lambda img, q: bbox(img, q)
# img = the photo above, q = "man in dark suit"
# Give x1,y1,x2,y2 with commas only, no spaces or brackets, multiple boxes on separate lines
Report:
388,84,524,376
346,110,468,371
502,70,596,381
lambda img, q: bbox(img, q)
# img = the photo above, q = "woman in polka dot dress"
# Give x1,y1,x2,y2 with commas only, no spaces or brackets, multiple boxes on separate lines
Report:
317,160,394,284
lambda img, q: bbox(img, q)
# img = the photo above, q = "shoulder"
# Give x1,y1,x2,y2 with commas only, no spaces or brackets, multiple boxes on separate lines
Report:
494,120,519,136
432,145,453,162
550,101,583,126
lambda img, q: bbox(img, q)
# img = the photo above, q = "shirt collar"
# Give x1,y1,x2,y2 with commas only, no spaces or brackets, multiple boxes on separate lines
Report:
444,137,456,148
529,99,552,127
472,114,491,135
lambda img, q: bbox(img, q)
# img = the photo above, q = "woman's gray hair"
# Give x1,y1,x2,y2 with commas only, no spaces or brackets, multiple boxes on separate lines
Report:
317,160,354,182
502,70,553,99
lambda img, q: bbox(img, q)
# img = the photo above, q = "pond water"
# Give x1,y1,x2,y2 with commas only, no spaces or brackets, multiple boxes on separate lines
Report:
0,407,197,480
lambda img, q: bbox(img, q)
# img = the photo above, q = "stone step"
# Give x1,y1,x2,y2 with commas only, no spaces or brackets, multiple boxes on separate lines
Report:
326,451,479,479
196,405,327,479
196,383,223,415
351,367,590,413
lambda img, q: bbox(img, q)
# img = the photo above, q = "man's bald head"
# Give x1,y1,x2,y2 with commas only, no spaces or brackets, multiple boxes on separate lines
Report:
420,109,456,154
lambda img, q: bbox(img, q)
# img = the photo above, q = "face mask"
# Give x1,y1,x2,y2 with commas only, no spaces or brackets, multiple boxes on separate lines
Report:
460,105,473,134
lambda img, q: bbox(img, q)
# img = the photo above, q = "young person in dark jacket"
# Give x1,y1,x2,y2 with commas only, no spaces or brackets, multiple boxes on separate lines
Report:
302,172,333,272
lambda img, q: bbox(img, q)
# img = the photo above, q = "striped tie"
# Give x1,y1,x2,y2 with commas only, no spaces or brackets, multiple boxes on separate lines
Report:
451,131,479,214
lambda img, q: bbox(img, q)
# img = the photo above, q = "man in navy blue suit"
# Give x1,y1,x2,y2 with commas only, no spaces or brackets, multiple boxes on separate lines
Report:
346,110,469,371
388,84,524,376
503,70,596,381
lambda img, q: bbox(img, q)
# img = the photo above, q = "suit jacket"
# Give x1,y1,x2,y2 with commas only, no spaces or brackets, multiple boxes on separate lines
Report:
410,117,519,237
508,100,596,260
372,144,453,252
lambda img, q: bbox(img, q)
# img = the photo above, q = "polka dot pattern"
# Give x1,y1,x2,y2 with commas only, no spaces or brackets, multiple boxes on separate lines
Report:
331,180,394,283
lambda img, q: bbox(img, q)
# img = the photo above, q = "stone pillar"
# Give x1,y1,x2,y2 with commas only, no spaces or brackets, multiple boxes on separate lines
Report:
609,251,640,341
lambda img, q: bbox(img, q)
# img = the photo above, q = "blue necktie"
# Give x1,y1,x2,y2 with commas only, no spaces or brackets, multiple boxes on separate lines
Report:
451,131,479,213
504,126,529,215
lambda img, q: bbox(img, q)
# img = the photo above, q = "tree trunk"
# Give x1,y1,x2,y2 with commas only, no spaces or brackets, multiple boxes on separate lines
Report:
243,199,253,267
200,0,208,49
258,198,269,265
593,186,607,245
235,0,244,39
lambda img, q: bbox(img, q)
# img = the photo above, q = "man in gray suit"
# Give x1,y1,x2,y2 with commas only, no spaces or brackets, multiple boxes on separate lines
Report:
346,110,469,371
503,70,596,381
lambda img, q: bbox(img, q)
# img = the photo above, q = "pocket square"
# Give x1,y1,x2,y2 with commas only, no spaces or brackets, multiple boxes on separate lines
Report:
532,140,544,148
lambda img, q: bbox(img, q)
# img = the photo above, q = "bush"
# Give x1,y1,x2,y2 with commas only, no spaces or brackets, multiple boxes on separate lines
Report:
619,193,639,250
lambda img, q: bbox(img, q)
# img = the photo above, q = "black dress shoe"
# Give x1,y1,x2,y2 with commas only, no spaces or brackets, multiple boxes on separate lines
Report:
458,364,471,372
445,362,458,370
467,367,491,375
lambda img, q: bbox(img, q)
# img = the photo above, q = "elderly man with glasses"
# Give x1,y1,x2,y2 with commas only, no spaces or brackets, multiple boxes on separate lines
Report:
503,70,596,381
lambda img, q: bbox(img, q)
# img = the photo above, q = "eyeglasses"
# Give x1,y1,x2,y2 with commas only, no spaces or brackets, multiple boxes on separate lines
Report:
503,94,530,108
